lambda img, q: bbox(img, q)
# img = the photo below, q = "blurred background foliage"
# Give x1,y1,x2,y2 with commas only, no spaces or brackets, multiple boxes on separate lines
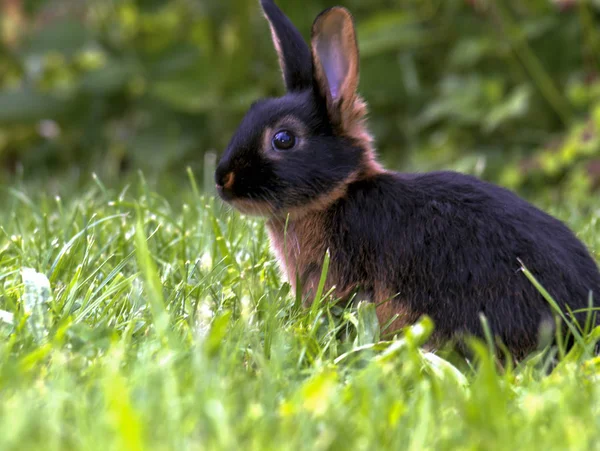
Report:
0,0,599,194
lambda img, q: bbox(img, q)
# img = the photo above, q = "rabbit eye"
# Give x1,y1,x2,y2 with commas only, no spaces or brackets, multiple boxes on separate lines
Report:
272,130,296,151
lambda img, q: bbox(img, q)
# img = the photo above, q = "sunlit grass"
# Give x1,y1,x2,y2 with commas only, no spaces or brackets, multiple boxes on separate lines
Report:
0,172,599,450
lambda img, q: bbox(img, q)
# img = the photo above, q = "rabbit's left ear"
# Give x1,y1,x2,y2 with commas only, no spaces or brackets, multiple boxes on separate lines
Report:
261,0,313,92
311,7,360,128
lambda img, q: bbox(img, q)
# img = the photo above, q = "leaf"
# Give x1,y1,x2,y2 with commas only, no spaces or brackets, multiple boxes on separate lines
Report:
79,62,136,95
299,369,338,416
449,38,495,68
206,310,232,357
21,267,53,340
150,76,220,113
420,350,469,390
0,89,71,124
21,267,52,312
0,310,14,325
103,348,145,451
127,128,197,170
309,249,331,323
484,85,532,133
24,20,89,57
279,369,339,418
134,210,171,344
356,300,380,346
415,76,487,128
357,11,428,57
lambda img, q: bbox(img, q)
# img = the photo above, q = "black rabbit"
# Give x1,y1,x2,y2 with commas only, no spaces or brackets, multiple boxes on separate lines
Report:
215,0,600,358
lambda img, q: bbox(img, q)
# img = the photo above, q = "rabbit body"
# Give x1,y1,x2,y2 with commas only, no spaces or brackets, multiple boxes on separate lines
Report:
216,0,600,357
267,170,600,357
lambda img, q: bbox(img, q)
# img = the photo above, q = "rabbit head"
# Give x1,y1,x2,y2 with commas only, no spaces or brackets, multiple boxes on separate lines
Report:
215,0,382,218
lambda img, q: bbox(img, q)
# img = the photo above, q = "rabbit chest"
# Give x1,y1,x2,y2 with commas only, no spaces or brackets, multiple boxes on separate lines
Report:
266,210,419,333
266,213,332,301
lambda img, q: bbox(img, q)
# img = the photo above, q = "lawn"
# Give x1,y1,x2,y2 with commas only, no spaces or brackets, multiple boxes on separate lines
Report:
1,171,599,451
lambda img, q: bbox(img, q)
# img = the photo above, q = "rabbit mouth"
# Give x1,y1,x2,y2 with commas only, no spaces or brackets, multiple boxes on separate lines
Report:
229,198,275,216
216,184,235,202
216,184,276,216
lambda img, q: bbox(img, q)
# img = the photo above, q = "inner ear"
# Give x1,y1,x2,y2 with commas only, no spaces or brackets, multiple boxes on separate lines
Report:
311,7,359,111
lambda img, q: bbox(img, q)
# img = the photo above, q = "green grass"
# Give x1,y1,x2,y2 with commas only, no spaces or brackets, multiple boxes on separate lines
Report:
1,172,600,451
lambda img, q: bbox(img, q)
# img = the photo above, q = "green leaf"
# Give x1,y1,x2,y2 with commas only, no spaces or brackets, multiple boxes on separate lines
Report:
484,85,532,133
134,208,171,344
150,77,220,113
356,301,380,346
80,63,136,95
357,12,428,57
25,20,89,57
206,310,232,357
0,89,71,124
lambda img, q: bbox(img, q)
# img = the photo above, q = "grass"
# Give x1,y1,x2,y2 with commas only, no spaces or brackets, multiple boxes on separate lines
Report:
1,171,600,451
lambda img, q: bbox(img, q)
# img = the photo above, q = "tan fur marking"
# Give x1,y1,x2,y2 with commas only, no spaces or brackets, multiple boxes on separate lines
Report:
261,125,274,156
268,202,419,338
362,146,385,177
273,115,308,135
285,172,357,220
261,115,309,159
376,298,419,338
269,213,419,335
223,172,235,190
337,10,359,109
267,210,329,298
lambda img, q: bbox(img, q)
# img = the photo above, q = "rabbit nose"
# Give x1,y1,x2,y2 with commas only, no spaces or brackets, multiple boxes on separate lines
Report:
215,164,236,201
216,171,235,190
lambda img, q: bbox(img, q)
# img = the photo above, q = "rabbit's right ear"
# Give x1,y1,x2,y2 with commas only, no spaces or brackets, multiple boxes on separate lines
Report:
260,0,313,92
311,7,369,141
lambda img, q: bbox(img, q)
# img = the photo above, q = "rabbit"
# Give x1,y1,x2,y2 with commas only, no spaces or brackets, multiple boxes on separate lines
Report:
215,0,600,359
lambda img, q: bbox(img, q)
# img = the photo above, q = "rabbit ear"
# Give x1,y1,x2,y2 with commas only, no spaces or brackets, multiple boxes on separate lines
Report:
260,0,313,92
311,7,360,125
